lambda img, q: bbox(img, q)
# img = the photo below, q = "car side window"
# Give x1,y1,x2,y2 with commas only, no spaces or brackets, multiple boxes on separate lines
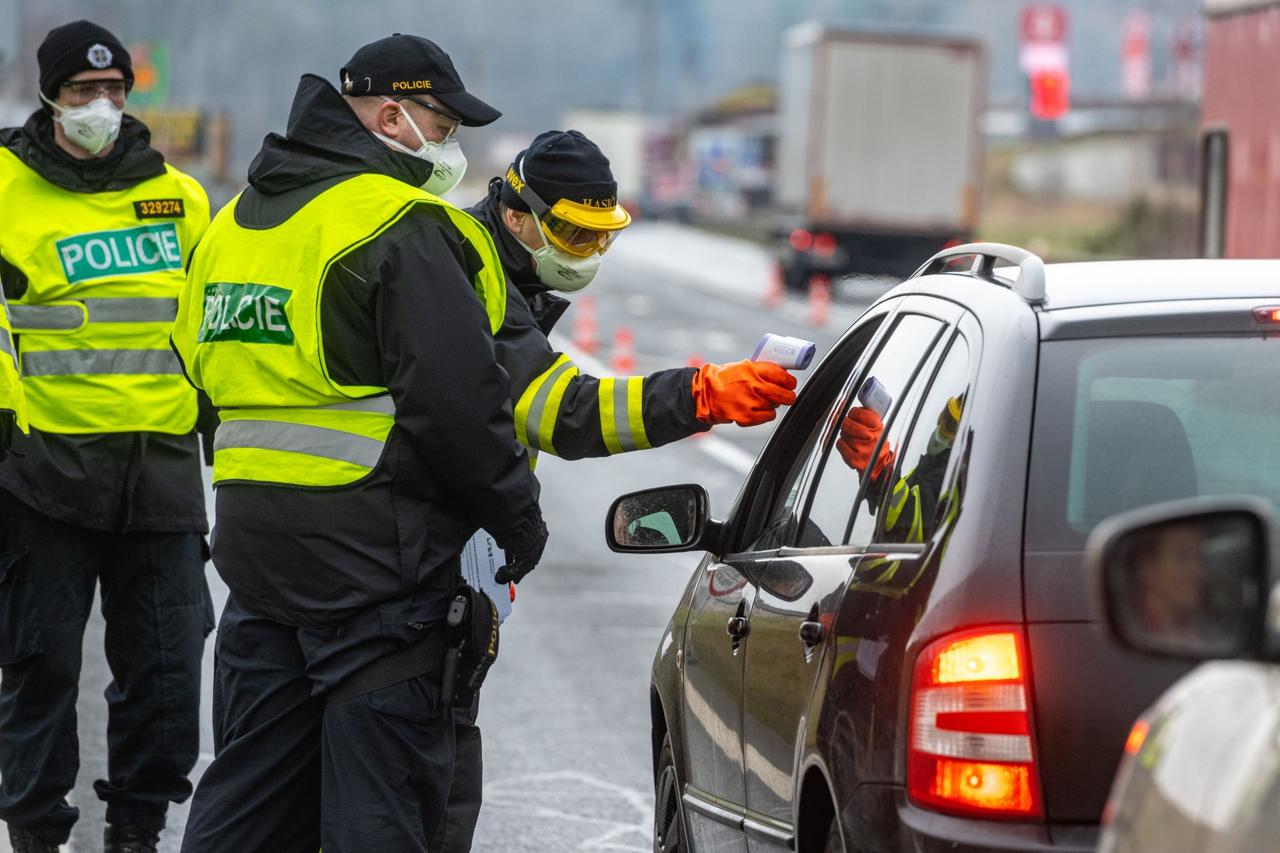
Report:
870,333,972,545
795,314,946,549
743,318,886,553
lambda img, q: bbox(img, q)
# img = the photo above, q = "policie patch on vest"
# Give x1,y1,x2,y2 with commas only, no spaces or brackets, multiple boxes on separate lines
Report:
133,199,186,219
199,282,294,345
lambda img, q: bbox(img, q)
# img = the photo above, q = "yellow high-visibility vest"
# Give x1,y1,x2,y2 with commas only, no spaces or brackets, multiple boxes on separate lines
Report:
173,172,507,488
0,147,209,434
0,288,27,434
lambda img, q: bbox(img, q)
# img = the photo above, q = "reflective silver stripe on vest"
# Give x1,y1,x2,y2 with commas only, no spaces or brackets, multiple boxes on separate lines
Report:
21,349,183,377
316,395,396,415
0,327,15,368
610,377,641,452
9,304,84,331
82,298,179,323
520,359,576,451
214,419,385,469
10,299,179,331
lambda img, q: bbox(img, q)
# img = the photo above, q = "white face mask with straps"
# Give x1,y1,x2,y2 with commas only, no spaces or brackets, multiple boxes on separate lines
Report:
524,216,602,292
372,97,467,196
39,92,122,156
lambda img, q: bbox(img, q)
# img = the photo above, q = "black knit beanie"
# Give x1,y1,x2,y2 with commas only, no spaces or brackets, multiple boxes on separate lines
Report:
501,130,617,212
38,20,133,104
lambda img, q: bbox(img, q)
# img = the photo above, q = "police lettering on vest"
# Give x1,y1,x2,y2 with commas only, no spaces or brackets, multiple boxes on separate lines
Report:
56,224,183,285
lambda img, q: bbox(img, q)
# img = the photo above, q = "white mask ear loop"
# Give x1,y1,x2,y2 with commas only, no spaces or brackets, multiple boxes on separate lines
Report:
382,96,431,153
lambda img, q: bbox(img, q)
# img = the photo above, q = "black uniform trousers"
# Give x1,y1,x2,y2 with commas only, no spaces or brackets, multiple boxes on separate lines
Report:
181,594,456,853
435,698,483,852
0,490,211,844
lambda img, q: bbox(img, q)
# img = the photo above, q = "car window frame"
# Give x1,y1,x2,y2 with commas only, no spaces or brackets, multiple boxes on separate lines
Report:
779,297,971,558
862,320,976,547
790,314,951,552
720,301,900,562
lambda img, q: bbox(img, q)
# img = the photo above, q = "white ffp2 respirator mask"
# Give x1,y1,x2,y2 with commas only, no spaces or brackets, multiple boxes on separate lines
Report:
40,92,123,156
373,98,467,196
524,217,602,292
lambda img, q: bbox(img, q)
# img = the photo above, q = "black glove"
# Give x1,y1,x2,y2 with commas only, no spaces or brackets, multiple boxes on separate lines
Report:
494,505,548,585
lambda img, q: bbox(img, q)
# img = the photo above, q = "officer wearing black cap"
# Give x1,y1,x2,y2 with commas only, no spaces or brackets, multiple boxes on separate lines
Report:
0,19,213,853
433,132,797,851
174,34,546,853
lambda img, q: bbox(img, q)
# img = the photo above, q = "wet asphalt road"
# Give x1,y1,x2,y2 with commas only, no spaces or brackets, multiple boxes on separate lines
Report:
1,228,887,852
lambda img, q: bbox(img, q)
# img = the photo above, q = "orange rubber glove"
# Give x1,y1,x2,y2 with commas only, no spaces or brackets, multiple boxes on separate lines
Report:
836,406,895,478
692,360,798,427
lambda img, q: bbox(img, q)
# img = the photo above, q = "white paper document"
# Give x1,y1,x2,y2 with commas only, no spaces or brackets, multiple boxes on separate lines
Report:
460,529,513,623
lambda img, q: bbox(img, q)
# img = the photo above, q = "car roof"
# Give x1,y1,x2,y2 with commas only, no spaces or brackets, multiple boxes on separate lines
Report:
1038,259,1280,311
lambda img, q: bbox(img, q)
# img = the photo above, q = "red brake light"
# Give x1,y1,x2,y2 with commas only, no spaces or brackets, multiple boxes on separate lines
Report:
789,228,814,252
908,628,1043,820
1252,306,1280,325
1123,719,1149,756
813,232,837,257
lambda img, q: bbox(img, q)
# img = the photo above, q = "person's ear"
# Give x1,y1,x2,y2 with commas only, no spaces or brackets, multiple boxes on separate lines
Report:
375,100,402,138
502,206,527,236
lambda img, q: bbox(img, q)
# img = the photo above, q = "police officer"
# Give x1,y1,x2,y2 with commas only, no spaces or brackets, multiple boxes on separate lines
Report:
0,21,213,853
172,34,547,853
435,131,799,851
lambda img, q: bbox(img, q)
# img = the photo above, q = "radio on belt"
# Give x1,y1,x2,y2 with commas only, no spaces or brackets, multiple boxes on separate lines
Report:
750,333,816,370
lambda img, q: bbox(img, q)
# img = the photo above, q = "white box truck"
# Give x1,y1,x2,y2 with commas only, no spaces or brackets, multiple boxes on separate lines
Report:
776,23,986,290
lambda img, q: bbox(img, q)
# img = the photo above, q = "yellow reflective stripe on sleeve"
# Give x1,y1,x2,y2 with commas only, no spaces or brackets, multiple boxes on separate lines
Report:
599,377,621,454
626,376,651,451
600,376,651,454
537,361,579,455
884,477,910,529
515,354,572,450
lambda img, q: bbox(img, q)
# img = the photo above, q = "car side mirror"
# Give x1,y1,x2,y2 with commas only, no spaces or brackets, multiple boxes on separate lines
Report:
605,484,722,554
1087,497,1276,662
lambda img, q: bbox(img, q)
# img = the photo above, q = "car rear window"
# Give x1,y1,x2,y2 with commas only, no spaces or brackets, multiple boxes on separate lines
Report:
1026,336,1280,550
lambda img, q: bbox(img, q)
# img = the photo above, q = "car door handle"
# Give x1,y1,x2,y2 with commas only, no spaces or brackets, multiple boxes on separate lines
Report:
726,616,750,640
799,620,824,647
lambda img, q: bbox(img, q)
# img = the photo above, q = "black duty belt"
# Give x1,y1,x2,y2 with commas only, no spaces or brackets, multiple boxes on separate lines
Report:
324,622,446,707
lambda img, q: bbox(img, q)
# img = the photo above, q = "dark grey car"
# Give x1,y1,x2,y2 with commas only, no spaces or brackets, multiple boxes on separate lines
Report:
606,245,1280,851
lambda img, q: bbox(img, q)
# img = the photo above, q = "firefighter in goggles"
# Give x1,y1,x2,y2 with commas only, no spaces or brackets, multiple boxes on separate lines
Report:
497,133,631,291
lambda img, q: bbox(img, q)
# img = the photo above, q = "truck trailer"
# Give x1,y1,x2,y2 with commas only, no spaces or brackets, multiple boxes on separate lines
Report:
1199,0,1280,257
774,23,986,290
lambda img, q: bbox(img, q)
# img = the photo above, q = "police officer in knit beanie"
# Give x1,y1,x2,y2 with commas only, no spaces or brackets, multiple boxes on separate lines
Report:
500,129,618,213
37,20,134,106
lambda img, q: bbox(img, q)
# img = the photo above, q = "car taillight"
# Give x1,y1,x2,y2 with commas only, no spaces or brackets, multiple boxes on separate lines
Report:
1252,306,1280,325
1123,718,1149,756
908,628,1043,820
813,232,837,257
789,228,814,252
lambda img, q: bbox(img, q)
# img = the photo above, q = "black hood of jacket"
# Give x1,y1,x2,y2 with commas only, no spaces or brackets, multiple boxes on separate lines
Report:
0,109,166,193
468,178,571,335
247,74,433,196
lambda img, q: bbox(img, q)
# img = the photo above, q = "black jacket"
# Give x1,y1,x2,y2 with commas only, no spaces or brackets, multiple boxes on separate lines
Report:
0,110,208,533
201,75,541,627
466,181,706,459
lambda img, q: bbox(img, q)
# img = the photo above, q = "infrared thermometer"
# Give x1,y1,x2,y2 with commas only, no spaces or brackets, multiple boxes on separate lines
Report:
751,333,817,370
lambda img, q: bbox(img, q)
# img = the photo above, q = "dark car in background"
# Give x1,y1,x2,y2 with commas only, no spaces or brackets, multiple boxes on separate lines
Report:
1088,497,1280,853
606,246,1280,851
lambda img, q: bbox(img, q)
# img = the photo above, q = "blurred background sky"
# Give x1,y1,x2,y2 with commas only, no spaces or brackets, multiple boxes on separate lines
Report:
0,0,1202,176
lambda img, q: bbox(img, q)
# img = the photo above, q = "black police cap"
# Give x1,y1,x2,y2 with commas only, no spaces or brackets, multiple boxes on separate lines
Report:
339,34,500,127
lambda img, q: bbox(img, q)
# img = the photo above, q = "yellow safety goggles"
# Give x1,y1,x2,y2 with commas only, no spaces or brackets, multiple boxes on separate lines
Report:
937,395,965,442
510,157,631,257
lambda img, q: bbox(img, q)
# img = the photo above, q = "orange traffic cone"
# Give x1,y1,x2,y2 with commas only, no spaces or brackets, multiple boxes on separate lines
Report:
763,262,785,310
572,295,599,354
807,275,831,328
611,327,636,373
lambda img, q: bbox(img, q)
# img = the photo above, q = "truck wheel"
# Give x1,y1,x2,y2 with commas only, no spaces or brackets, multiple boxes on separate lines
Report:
654,733,685,852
